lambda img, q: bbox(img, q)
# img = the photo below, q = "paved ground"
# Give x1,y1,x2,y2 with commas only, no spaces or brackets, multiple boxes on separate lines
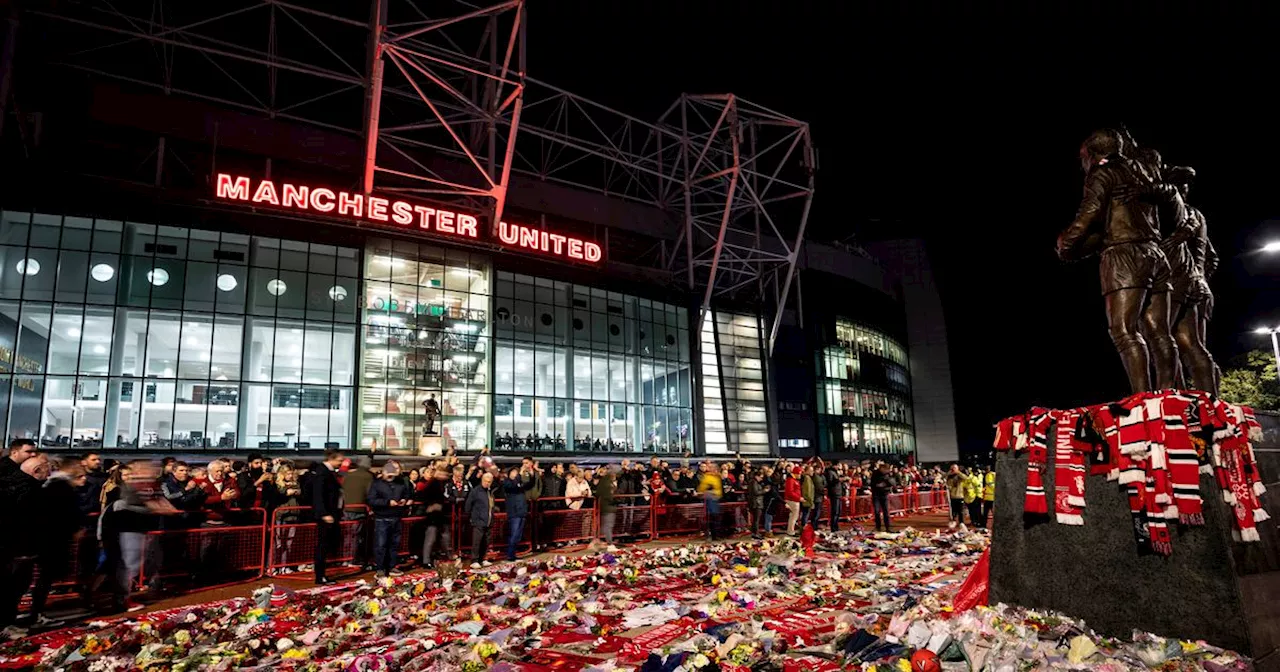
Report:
45,509,965,625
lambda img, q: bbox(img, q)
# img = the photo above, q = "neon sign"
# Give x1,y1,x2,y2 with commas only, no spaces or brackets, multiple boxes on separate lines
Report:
214,174,601,264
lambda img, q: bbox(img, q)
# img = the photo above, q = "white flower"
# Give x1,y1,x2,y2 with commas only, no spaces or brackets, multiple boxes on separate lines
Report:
277,637,295,652
184,612,198,623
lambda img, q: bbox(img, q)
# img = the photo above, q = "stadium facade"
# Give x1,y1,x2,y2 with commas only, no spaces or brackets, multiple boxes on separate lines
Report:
0,0,957,462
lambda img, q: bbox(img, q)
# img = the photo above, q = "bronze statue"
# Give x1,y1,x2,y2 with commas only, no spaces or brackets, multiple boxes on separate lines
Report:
1162,165,1220,394
1056,129,1180,394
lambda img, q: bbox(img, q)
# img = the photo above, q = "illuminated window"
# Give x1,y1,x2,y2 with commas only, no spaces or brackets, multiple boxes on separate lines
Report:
0,212,356,450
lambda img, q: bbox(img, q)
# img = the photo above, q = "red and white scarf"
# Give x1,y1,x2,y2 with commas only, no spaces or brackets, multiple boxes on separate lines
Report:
1052,410,1088,526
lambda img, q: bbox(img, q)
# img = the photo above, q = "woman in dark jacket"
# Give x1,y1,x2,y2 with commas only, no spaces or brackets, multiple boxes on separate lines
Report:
501,468,536,561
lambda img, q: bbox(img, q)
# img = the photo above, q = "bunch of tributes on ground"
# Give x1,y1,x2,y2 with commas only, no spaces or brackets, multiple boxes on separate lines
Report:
994,391,1268,554
0,529,1250,671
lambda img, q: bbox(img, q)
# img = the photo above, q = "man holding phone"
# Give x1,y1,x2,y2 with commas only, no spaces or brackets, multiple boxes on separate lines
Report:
368,460,413,578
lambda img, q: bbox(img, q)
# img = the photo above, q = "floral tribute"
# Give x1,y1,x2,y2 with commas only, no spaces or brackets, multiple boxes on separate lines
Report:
0,528,1250,671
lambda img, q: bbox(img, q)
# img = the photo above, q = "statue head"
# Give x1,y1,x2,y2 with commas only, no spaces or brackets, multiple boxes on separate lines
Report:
1079,129,1123,173
1167,165,1196,197
1134,147,1164,182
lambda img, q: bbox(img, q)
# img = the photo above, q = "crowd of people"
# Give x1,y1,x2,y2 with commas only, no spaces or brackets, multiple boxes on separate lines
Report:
0,439,967,639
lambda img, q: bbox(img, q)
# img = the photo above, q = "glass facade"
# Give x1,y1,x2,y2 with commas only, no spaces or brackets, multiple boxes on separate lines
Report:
492,272,693,453
359,240,490,455
0,211,786,457
700,311,771,455
0,211,358,450
816,318,914,454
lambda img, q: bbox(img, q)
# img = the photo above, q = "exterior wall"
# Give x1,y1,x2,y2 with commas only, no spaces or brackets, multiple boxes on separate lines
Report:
864,239,960,463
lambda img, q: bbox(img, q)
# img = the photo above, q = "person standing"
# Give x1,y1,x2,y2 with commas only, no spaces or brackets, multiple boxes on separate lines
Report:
826,462,846,531
810,462,827,528
799,465,814,530
501,466,536,561
964,468,985,529
870,463,895,532
945,464,967,529
310,451,344,585
368,460,412,578
697,463,723,540
746,469,765,539
594,465,617,546
783,467,802,536
28,461,86,629
0,453,48,634
464,471,495,568
982,468,996,523
421,465,453,567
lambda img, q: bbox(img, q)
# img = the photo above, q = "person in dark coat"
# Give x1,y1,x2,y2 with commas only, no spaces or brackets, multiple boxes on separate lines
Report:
464,472,496,567
746,470,765,539
825,463,845,531
309,451,345,585
0,454,48,634
501,467,536,561
870,463,895,532
160,462,208,528
420,465,453,566
28,462,86,628
367,460,412,577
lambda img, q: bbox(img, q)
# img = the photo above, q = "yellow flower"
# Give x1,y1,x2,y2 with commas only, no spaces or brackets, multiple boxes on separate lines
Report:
895,658,912,672
711,574,721,585
282,648,309,659
413,582,426,596
473,612,483,621
366,600,382,616
246,608,265,619
566,601,577,613
716,590,728,602
528,578,542,588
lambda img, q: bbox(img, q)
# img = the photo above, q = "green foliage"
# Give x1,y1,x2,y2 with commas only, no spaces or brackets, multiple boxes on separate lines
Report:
1219,350,1280,410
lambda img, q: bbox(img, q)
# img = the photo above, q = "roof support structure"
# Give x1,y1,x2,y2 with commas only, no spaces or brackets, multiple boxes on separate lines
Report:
22,1,815,352
660,95,816,354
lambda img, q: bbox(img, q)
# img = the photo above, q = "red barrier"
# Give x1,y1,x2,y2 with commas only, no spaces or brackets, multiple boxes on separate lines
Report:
607,494,654,541
532,498,597,548
139,508,267,591
267,505,369,578
654,502,707,538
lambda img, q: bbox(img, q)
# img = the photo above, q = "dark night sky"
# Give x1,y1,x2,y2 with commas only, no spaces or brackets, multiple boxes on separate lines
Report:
529,2,1280,455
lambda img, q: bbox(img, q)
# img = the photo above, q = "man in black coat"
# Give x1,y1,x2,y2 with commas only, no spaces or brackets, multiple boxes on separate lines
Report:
367,460,412,578
310,450,345,585
870,463,895,532
28,462,86,628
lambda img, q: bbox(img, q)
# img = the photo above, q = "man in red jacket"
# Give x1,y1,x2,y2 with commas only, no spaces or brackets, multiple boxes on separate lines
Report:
784,467,803,536
200,459,240,523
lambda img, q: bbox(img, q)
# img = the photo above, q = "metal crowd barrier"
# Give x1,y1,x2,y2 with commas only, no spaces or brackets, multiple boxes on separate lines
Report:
21,488,952,606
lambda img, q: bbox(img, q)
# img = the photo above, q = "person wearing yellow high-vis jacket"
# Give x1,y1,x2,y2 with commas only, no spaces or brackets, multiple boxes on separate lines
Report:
962,469,984,530
982,468,996,525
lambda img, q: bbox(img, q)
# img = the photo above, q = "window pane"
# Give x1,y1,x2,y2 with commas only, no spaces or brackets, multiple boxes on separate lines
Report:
29,214,62,248
17,302,51,375
8,374,42,440
177,313,215,380
20,248,58,301
143,312,181,377
185,261,217,312
47,305,84,375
